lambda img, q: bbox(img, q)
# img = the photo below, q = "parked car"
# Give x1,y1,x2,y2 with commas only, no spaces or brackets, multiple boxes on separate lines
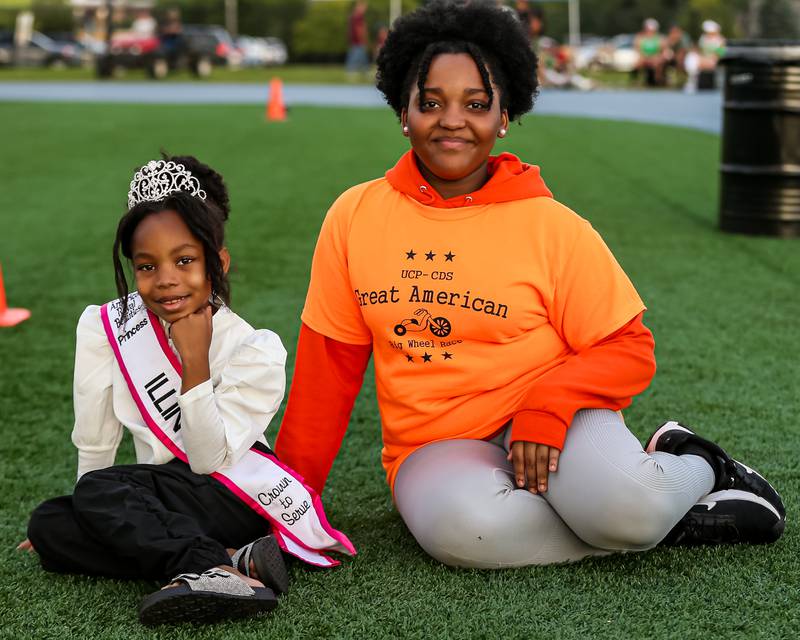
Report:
236,36,288,67
0,31,12,66
97,24,240,78
182,24,242,67
103,32,165,77
573,36,606,71
0,30,86,67
263,37,288,65
606,34,639,73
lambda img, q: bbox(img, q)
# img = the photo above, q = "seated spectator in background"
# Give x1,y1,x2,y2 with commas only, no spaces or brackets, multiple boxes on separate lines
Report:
699,20,726,59
515,0,531,33
528,6,545,50
132,10,157,38
634,18,667,86
684,20,726,93
664,24,691,83
537,37,594,91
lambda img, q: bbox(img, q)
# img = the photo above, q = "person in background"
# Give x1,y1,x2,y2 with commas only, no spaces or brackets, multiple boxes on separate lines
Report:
698,19,726,59
131,9,157,38
373,24,389,61
634,18,667,86
159,8,183,69
515,0,531,34
528,5,545,50
684,19,726,93
346,0,370,81
537,37,593,91
664,24,691,85
526,5,546,85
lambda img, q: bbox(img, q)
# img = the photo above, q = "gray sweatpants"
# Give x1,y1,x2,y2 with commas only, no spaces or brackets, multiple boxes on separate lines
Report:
394,409,715,568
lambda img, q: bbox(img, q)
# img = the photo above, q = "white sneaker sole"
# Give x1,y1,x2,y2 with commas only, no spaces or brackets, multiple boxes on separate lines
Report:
698,489,781,521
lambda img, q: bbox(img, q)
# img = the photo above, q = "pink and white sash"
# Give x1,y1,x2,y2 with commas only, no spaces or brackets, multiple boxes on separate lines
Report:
100,293,355,567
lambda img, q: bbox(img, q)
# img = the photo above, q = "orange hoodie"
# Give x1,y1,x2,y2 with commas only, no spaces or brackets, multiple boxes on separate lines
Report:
275,151,655,494
385,150,553,208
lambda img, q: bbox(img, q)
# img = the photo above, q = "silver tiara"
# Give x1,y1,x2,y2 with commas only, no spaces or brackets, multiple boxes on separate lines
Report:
127,160,207,209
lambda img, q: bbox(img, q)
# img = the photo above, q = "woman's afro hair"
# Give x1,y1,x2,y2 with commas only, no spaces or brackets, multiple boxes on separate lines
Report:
376,0,538,122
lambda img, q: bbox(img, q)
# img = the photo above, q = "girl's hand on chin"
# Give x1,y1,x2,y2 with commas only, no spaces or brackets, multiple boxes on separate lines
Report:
170,304,213,364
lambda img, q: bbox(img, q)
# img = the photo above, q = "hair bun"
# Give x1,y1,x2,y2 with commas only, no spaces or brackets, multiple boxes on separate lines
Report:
161,153,231,220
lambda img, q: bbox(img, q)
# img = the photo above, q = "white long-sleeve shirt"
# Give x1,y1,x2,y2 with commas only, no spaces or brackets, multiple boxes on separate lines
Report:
71,304,287,480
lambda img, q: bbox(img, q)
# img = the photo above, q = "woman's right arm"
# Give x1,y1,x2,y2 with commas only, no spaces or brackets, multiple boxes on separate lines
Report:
278,186,374,493
71,305,123,480
274,322,372,495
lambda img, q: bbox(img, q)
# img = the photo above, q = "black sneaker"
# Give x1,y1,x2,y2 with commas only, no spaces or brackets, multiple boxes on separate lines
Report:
645,421,785,519
231,534,289,596
661,489,785,546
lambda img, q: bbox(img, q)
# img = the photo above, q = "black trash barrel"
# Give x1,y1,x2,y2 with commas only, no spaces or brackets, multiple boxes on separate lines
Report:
720,41,800,236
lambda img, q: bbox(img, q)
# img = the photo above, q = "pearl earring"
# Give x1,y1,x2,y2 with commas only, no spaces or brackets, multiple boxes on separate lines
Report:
402,125,409,135
498,128,507,138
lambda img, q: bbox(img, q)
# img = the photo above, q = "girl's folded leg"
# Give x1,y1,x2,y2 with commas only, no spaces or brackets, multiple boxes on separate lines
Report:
58,460,267,582
27,495,141,578
540,409,715,551
394,438,611,568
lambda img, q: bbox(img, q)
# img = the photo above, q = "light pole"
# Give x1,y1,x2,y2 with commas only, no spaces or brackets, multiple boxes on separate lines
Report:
390,0,401,25
225,0,238,38
568,0,581,48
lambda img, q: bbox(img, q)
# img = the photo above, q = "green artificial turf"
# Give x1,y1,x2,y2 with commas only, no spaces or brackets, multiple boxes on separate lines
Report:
1,103,798,639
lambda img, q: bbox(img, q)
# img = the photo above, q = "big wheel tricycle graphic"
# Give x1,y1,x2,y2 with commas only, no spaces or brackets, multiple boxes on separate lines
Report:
393,308,452,338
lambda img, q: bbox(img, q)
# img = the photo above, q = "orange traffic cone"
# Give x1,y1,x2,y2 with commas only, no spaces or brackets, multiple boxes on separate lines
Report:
0,262,30,327
266,77,287,122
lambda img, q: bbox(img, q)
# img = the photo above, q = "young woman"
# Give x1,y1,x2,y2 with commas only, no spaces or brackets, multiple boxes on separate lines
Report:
274,1,784,568
20,156,354,624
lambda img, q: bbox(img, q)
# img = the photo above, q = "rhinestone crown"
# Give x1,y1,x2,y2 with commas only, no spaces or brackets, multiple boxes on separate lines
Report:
127,159,207,209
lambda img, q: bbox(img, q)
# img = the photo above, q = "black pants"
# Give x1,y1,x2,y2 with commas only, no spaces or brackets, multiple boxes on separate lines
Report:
28,459,268,583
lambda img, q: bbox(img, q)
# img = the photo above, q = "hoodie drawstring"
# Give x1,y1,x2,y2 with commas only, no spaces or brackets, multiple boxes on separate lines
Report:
418,185,436,204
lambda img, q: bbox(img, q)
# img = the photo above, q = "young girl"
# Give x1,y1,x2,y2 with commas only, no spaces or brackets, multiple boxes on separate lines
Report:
20,155,354,624
274,1,785,568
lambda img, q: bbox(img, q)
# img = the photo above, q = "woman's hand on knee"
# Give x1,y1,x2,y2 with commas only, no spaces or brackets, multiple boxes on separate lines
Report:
508,441,560,494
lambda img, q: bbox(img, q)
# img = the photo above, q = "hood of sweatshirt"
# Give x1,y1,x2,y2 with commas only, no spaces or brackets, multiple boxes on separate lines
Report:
385,150,553,209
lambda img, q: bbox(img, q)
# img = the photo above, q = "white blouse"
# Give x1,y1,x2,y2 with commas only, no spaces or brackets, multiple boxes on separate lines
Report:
71,304,287,480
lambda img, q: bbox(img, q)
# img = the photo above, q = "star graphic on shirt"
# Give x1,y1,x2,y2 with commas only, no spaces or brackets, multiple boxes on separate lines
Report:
406,354,414,362
425,251,436,261
444,251,456,262
406,249,417,260
442,351,453,360
422,352,432,363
